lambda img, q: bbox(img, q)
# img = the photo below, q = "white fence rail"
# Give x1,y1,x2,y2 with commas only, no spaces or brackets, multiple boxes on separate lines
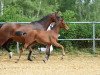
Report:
0,22,100,53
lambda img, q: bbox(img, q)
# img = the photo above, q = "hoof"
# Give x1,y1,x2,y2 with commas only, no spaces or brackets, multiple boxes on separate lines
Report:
33,56,36,59
9,52,13,59
15,61,18,63
15,59,19,63
28,58,33,61
63,53,65,56
60,57,63,60
9,55,12,59
60,55,65,60
43,60,46,63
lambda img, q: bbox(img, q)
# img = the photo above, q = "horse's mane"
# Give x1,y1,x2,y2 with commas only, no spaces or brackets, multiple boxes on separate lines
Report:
31,14,50,24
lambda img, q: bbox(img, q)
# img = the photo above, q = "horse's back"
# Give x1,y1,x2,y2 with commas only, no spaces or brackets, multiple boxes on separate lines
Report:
0,24,3,28
16,24,33,32
33,30,52,42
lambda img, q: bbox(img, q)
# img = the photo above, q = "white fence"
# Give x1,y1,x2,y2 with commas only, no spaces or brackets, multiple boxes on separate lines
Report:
0,22,100,53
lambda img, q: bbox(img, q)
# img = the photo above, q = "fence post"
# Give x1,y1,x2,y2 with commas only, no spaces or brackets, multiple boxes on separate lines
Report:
92,22,96,53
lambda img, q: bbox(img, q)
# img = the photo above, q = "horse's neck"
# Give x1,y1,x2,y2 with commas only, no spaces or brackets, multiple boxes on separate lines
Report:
38,19,52,30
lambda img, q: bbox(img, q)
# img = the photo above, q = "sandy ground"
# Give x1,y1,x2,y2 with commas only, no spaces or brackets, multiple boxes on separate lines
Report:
0,53,100,75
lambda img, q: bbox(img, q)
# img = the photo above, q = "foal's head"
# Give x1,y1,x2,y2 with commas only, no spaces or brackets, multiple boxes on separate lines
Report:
58,19,69,30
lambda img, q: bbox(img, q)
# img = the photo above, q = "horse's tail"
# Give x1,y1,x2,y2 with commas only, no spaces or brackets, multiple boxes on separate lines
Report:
15,31,26,36
0,24,3,28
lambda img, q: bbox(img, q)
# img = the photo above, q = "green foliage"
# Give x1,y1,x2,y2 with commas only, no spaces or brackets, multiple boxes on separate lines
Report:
0,6,32,22
62,10,76,21
0,0,100,53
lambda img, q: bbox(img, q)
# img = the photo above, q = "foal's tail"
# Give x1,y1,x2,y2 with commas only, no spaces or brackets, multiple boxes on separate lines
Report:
15,31,26,36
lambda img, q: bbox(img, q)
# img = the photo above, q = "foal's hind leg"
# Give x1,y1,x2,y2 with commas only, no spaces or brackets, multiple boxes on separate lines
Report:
27,43,36,61
43,45,50,63
15,48,24,63
27,46,33,61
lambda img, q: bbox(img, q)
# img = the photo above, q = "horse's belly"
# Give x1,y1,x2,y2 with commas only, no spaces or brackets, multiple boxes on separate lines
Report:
12,36,24,43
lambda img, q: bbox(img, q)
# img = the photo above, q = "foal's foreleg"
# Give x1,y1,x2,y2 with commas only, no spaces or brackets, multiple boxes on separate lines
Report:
53,42,65,59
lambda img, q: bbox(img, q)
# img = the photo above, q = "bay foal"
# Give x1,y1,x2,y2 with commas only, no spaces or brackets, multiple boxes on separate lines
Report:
17,19,69,62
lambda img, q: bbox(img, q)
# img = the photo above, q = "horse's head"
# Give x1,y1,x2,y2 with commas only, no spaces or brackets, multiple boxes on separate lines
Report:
49,12,62,22
59,19,69,30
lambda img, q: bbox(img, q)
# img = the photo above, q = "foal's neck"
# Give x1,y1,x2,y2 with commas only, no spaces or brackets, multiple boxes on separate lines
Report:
52,25,61,34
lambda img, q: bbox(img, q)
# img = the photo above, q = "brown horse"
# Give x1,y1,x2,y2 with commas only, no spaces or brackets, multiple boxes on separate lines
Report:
16,19,69,63
0,12,62,59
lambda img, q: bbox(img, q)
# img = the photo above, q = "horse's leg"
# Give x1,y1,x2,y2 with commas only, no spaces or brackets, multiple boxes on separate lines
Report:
27,42,35,61
53,42,65,59
2,41,13,59
43,45,50,63
27,45,33,61
15,48,24,63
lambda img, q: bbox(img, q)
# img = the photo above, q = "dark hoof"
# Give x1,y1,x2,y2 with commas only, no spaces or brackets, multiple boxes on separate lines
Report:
28,58,33,61
15,59,19,63
60,55,64,60
15,61,18,63
9,55,12,59
60,57,63,60
43,60,46,63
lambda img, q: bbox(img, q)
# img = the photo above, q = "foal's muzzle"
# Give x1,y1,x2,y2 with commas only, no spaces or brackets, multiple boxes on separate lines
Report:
65,24,69,30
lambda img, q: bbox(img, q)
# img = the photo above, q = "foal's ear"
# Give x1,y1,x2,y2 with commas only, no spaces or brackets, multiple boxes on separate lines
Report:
60,18,64,21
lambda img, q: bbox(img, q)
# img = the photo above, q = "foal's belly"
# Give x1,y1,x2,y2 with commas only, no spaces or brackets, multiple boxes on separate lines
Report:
36,35,51,45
